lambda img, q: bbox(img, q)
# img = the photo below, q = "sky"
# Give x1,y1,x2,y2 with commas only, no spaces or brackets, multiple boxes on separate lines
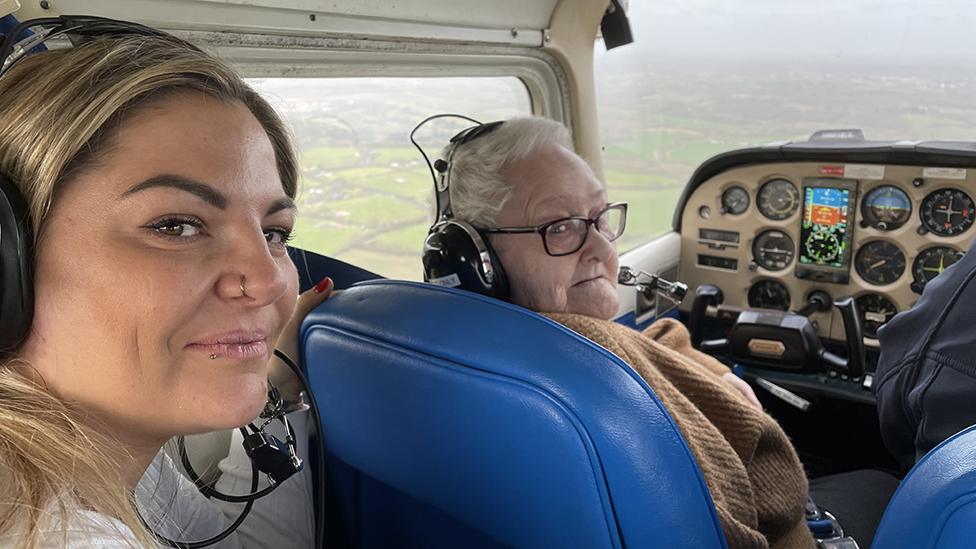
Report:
600,0,976,67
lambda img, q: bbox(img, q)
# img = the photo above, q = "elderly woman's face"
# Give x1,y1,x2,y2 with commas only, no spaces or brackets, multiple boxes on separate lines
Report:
489,145,620,319
20,92,298,445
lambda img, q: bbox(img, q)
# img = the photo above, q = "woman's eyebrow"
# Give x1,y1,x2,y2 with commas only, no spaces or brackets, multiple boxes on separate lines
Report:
267,197,296,216
120,174,227,209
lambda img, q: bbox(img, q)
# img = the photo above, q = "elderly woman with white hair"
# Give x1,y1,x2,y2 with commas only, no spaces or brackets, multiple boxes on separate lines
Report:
422,116,898,548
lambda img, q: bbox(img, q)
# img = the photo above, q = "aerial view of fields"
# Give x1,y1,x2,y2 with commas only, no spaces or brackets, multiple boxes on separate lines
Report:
250,0,976,279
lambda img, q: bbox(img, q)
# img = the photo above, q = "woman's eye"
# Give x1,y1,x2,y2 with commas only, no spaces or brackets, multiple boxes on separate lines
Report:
146,217,204,239
265,228,294,247
547,221,578,241
549,222,571,235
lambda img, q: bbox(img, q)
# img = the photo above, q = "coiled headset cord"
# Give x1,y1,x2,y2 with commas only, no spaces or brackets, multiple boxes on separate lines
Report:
148,348,326,549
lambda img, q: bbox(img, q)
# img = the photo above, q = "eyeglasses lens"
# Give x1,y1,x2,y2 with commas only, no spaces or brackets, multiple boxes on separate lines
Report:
598,206,625,240
544,219,588,255
542,205,626,256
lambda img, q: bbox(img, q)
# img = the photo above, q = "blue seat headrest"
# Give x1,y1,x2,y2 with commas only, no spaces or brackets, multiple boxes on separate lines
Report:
302,280,726,548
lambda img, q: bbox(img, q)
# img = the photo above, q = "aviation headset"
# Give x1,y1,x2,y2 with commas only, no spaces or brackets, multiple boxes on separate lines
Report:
415,116,511,300
0,15,174,352
0,17,321,549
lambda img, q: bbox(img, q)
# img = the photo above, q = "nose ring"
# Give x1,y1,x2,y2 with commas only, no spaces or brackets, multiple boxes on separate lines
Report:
240,275,249,298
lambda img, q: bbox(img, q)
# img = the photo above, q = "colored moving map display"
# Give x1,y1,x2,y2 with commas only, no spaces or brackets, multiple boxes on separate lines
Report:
800,187,851,268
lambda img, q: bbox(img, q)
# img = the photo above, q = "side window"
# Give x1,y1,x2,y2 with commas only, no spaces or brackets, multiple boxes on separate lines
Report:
250,77,531,280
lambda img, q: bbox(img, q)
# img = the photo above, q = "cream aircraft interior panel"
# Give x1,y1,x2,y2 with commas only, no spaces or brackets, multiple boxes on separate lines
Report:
677,162,976,345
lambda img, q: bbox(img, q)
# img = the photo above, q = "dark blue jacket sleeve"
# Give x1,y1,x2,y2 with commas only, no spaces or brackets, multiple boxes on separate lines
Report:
875,238,976,467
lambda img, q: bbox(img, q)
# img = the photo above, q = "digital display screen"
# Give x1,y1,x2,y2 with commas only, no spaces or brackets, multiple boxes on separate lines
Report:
698,254,738,271
699,228,740,244
799,185,853,269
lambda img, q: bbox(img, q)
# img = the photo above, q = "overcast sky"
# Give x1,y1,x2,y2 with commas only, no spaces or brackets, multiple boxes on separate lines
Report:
602,0,976,67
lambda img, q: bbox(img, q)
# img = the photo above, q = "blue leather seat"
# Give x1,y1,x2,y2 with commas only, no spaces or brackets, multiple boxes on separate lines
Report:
302,279,726,548
871,425,976,549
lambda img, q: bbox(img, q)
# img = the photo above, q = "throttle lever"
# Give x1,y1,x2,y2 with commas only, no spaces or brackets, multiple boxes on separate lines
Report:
689,284,724,349
821,296,865,378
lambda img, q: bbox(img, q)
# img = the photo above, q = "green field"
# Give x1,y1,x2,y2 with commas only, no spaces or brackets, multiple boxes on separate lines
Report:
291,139,699,278
609,187,684,252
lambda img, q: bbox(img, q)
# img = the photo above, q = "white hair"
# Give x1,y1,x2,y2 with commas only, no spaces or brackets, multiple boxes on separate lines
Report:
444,115,573,227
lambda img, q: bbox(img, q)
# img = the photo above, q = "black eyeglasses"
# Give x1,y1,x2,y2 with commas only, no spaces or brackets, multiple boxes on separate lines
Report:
483,202,628,257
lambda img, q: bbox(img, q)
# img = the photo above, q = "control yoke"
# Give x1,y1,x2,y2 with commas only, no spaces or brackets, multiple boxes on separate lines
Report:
618,266,688,304
688,284,865,377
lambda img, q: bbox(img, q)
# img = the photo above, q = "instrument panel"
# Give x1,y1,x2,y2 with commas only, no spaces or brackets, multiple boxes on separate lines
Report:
678,162,974,343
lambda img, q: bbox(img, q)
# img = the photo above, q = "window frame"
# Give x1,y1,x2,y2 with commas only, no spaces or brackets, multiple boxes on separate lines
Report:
182,31,571,129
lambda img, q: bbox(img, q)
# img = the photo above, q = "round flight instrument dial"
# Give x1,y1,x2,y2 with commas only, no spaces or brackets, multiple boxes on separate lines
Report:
757,179,799,220
803,228,841,263
855,294,898,338
911,246,964,293
861,185,912,231
747,280,791,311
752,230,795,271
855,240,906,285
920,188,975,236
721,186,750,215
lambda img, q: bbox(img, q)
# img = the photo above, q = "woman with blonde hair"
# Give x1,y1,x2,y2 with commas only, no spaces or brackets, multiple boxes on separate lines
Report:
0,16,325,547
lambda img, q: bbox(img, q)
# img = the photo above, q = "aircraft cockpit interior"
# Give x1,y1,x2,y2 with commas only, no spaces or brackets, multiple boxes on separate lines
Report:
4,0,976,548
659,134,976,477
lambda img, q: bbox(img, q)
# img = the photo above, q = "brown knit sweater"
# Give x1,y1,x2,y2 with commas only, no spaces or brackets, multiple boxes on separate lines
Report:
546,314,815,549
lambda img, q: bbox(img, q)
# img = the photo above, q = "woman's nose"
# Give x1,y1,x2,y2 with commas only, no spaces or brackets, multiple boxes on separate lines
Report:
216,233,289,305
581,223,616,263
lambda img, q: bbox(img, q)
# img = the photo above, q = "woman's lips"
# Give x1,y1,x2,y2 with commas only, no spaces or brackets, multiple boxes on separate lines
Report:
187,331,269,360
574,275,608,287
186,341,268,360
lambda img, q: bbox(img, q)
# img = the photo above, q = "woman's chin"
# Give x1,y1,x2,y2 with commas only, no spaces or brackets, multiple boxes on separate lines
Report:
195,379,269,432
569,282,620,319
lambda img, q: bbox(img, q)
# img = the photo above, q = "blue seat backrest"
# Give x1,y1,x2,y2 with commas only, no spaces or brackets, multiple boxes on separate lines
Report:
287,246,381,291
872,424,976,549
301,279,727,548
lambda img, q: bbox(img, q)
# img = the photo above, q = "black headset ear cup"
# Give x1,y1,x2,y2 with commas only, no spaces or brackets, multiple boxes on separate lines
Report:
0,173,33,352
422,220,509,300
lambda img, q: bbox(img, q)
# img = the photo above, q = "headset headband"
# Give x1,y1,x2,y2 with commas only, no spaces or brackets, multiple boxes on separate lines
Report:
0,15,191,353
409,114,504,224
1,15,187,78
432,120,504,221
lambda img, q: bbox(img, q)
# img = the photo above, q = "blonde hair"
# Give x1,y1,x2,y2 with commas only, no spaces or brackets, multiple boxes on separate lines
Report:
0,34,297,548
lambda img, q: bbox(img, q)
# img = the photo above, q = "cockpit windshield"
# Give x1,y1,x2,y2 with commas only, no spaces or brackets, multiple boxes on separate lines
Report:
596,0,976,248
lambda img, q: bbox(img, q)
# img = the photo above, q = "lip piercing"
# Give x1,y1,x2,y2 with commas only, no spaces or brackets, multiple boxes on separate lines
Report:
210,354,218,360
240,275,249,298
